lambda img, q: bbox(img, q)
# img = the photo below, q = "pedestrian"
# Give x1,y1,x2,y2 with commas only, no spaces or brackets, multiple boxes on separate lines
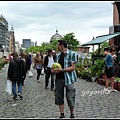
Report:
21,52,27,86
52,49,57,58
8,53,13,61
51,40,77,118
112,54,119,77
44,49,56,90
104,47,117,92
26,53,32,73
117,50,120,77
33,52,43,83
40,51,44,59
7,51,26,100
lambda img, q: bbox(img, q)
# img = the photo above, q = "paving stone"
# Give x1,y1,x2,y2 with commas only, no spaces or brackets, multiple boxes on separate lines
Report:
0,65,120,118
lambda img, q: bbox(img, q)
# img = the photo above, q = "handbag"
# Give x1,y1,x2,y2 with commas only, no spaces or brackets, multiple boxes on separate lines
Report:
28,70,33,77
41,68,44,75
5,80,12,95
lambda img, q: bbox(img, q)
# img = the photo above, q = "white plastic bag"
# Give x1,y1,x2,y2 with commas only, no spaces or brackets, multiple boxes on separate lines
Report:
5,80,12,95
28,71,33,77
41,68,44,75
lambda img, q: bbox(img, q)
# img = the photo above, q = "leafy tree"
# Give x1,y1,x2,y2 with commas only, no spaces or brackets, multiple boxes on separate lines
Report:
50,39,58,51
61,32,79,51
20,47,23,53
25,32,80,53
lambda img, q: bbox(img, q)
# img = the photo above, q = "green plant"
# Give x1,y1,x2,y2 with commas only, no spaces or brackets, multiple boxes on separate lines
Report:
115,77,120,82
91,59,105,78
0,58,8,70
81,67,93,79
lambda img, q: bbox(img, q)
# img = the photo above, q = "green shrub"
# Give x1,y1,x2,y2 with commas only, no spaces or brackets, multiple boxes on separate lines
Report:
0,58,8,70
115,77,120,82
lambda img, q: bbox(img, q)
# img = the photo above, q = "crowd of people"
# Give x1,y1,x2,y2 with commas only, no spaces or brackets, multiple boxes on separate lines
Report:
6,40,77,118
6,40,120,118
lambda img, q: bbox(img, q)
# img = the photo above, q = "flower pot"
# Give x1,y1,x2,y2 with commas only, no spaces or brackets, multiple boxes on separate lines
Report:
98,79,102,85
115,82,120,91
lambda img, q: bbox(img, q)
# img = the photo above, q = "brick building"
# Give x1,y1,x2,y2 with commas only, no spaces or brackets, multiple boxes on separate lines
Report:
109,2,120,48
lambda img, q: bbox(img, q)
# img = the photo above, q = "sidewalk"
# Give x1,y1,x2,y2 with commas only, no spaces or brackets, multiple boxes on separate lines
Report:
0,64,120,118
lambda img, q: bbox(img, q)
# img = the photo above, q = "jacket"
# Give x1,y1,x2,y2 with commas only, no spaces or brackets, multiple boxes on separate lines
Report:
44,55,56,73
7,57,26,83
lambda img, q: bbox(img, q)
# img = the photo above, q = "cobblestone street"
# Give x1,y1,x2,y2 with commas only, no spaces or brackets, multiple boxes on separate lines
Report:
0,64,120,119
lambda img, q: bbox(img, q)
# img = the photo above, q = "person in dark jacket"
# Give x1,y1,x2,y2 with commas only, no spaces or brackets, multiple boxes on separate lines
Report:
7,51,26,100
26,53,32,72
21,52,27,86
44,49,56,90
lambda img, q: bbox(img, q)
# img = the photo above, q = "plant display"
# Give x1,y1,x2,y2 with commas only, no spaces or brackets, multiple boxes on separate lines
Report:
75,56,106,80
91,59,105,78
115,77,120,82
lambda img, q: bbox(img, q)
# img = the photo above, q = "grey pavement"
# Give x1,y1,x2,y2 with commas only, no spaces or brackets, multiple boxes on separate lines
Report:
0,64,120,119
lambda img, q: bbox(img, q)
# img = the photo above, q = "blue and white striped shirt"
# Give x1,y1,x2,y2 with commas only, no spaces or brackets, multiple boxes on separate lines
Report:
56,49,77,85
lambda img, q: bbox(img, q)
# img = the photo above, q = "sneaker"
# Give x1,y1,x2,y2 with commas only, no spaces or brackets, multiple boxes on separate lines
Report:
59,115,65,118
51,88,55,91
37,80,40,83
70,114,75,118
111,89,117,92
13,96,18,100
18,93,23,99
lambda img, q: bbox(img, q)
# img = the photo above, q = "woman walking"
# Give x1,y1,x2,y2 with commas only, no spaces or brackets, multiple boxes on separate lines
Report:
33,52,43,83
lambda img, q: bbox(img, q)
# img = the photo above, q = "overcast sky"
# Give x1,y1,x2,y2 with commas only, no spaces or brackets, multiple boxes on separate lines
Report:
0,1,114,46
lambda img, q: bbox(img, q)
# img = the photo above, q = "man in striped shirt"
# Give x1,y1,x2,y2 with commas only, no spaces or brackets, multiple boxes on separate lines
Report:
51,40,77,118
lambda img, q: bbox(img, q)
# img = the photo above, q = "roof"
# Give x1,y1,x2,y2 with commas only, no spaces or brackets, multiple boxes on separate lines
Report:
50,29,62,42
81,32,120,46
77,44,90,48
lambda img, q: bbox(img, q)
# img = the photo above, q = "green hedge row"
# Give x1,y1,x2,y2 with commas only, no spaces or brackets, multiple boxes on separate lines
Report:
0,58,8,71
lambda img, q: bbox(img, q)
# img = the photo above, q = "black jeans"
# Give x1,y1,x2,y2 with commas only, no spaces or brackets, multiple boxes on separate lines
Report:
36,69,42,80
45,67,55,89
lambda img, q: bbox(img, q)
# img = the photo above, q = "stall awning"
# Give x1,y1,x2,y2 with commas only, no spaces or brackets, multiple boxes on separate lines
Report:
81,32,120,46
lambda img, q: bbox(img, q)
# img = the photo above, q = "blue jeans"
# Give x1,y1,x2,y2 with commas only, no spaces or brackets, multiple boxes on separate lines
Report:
12,81,22,97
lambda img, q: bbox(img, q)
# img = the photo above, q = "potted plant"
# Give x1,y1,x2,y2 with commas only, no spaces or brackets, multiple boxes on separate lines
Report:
114,77,120,91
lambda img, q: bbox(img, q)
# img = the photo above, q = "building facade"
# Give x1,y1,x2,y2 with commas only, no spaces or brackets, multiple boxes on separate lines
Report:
31,42,34,46
0,14,9,52
9,25,15,53
109,2,120,48
77,46,90,53
15,41,20,54
22,39,31,49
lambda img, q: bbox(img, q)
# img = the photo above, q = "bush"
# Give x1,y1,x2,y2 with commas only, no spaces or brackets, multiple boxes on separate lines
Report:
0,58,8,70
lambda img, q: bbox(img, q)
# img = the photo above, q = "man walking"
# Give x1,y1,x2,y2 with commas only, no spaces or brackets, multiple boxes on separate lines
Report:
51,40,77,118
44,49,56,91
7,51,26,100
